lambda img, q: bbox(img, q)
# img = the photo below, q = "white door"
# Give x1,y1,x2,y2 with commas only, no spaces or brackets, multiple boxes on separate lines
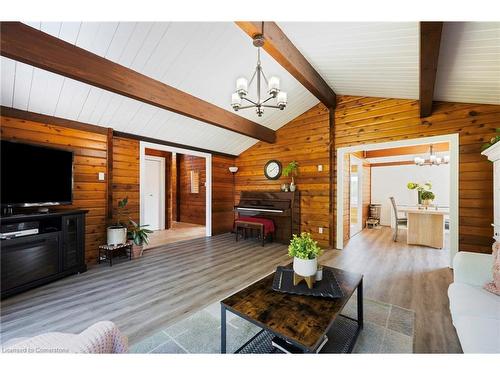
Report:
143,156,165,231
349,156,363,237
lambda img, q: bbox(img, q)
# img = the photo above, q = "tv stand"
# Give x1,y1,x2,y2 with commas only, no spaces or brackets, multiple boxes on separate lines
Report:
1,209,88,299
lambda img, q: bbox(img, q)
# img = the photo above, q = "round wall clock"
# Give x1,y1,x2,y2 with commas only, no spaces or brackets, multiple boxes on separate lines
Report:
264,160,282,180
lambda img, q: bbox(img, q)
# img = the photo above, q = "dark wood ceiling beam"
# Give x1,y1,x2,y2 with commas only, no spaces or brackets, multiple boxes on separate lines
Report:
420,22,443,118
0,22,276,143
236,21,336,108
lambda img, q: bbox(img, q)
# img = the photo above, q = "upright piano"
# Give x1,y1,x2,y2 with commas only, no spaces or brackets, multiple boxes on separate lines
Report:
234,191,300,244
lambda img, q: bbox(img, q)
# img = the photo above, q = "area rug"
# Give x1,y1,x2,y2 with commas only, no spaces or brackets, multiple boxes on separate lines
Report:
130,295,415,354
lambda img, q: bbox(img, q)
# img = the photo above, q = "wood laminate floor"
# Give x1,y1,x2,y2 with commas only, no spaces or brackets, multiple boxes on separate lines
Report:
0,228,461,353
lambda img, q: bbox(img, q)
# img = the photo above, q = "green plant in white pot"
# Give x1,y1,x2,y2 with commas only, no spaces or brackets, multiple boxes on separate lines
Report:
288,232,322,277
107,197,129,245
420,190,435,206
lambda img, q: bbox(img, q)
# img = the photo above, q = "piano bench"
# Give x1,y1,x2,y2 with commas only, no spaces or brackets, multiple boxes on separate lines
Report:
234,220,273,247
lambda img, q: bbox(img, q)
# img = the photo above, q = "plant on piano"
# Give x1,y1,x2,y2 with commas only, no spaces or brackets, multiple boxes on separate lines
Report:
288,232,323,277
283,161,299,190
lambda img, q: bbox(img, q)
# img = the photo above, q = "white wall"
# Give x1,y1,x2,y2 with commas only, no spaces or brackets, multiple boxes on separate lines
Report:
371,164,450,226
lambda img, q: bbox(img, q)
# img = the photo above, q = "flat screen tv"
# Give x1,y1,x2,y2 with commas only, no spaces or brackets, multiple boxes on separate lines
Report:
1,140,73,207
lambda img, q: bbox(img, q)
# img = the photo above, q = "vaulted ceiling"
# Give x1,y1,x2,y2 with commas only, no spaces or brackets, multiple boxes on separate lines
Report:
1,22,499,156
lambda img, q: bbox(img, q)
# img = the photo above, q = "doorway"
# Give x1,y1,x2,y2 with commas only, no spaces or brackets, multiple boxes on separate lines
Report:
349,155,363,237
143,155,166,231
336,134,459,266
140,141,212,249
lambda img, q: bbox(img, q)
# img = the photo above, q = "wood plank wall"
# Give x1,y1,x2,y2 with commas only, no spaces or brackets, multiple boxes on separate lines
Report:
333,96,500,253
235,104,331,247
362,161,371,228
0,115,108,263
111,137,140,234
178,154,206,225
212,155,237,235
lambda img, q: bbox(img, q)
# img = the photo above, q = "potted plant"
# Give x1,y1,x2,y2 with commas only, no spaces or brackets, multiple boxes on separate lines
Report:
420,190,435,207
127,219,153,258
481,128,500,151
107,197,129,245
283,161,299,191
288,232,322,277
407,181,432,204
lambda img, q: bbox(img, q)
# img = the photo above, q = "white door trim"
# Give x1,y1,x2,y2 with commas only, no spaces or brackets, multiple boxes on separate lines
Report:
349,155,363,237
336,133,459,267
144,155,166,230
139,141,212,237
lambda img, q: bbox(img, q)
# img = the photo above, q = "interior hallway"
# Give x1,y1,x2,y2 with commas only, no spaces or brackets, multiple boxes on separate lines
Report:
146,221,206,250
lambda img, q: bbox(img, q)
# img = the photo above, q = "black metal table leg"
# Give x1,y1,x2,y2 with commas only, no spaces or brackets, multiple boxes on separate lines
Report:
221,304,227,353
357,278,363,329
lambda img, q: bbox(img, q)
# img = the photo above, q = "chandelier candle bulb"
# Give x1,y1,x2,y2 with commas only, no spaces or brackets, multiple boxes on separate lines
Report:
277,91,288,109
268,76,280,96
236,77,248,96
231,93,242,110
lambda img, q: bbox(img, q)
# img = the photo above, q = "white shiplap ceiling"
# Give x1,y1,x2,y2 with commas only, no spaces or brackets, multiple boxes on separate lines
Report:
1,22,499,156
0,22,318,155
279,21,500,104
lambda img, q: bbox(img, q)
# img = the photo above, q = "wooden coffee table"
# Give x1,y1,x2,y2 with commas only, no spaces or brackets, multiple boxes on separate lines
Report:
221,264,363,353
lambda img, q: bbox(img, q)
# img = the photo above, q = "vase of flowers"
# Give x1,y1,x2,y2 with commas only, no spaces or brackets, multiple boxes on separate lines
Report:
407,182,433,205
288,232,322,277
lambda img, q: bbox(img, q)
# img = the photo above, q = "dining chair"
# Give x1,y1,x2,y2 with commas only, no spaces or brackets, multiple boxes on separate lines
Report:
389,197,408,242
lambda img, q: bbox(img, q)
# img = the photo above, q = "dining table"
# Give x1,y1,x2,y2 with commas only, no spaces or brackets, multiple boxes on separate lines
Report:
397,206,449,249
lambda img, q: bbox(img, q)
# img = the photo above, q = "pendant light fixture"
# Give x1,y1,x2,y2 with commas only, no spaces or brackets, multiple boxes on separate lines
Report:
231,22,288,117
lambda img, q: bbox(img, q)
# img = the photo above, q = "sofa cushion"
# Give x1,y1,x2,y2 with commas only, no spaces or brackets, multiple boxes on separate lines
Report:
484,242,500,296
448,282,500,321
452,315,500,353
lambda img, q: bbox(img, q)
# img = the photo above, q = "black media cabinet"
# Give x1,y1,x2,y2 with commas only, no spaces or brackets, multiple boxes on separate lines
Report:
1,209,87,299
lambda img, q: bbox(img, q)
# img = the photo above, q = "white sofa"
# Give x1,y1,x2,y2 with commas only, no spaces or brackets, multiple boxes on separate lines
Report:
448,251,500,353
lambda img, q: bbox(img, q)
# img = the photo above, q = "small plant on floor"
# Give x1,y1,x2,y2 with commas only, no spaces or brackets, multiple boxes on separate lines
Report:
128,219,153,258
107,197,129,245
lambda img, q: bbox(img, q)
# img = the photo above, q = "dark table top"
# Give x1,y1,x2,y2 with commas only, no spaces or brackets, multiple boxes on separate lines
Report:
221,264,363,352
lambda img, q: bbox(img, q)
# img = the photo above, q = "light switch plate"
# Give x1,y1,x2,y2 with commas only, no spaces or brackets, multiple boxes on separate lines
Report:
318,165,323,172
318,227,324,234
98,172,105,181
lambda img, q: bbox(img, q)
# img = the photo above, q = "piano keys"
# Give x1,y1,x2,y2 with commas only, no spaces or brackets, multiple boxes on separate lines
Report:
234,191,300,244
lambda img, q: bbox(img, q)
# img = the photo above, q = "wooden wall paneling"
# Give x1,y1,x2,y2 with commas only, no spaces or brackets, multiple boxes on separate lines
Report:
235,104,331,247
112,137,140,229
106,128,113,220
1,22,276,143
362,161,371,228
212,155,237,235
0,115,108,264
178,154,206,226
333,96,500,254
